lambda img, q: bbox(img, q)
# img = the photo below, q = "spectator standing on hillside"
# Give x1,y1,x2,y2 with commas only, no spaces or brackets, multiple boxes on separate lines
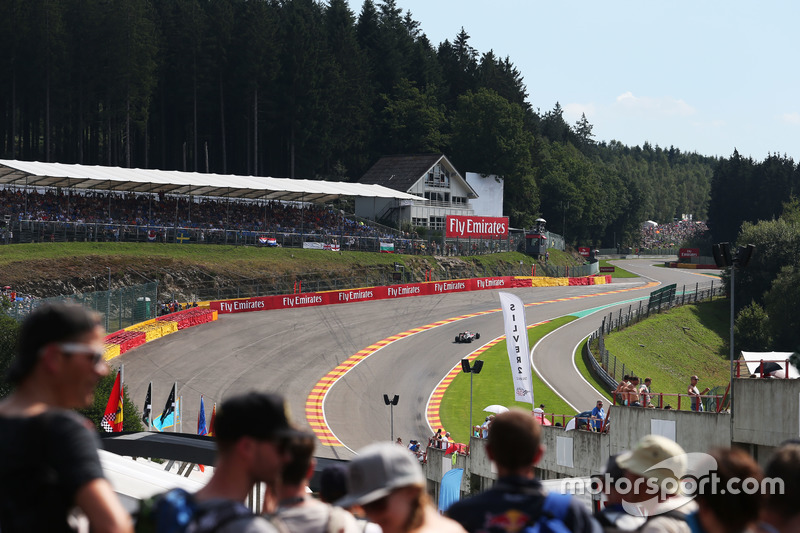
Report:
446,409,600,533
688,375,709,412
639,378,652,408
0,304,133,533
339,442,465,533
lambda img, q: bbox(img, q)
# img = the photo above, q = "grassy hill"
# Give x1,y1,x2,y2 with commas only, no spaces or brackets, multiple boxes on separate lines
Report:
600,299,731,404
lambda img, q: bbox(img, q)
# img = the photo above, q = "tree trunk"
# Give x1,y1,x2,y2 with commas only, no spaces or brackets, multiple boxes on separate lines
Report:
219,76,227,174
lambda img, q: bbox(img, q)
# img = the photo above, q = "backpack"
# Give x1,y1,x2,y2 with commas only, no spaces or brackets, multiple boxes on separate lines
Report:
522,493,572,533
135,488,252,533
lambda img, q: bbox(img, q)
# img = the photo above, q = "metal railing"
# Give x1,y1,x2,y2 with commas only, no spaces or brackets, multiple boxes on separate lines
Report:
5,282,159,332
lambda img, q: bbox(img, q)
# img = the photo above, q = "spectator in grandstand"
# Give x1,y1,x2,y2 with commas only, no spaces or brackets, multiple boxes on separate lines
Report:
446,409,600,533
757,441,800,533
687,447,763,533
339,442,465,533
268,433,361,533
0,303,133,533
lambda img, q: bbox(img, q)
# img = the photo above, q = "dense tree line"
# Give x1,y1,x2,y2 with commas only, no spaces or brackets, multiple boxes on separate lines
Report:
1,0,717,243
704,151,800,352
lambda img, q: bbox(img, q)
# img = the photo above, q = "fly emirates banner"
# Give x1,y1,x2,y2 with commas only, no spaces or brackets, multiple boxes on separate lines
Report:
445,216,509,238
210,277,514,314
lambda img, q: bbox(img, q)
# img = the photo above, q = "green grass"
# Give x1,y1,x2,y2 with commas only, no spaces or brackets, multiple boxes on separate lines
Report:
600,299,731,409
599,259,637,278
574,338,613,402
439,316,578,443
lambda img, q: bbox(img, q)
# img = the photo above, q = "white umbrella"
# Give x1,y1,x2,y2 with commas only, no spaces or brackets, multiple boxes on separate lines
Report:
483,405,508,414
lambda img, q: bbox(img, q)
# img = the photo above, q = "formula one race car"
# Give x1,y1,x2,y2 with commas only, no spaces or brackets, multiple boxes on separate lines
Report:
454,331,481,343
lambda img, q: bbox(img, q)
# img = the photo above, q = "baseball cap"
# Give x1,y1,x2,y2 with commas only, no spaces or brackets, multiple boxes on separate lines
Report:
319,464,348,504
337,442,425,508
213,391,309,442
616,435,687,493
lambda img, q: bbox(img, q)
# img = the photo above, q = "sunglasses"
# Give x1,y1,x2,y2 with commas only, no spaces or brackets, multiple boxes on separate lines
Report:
58,343,105,366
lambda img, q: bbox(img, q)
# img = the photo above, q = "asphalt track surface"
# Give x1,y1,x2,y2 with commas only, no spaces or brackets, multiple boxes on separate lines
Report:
119,259,720,461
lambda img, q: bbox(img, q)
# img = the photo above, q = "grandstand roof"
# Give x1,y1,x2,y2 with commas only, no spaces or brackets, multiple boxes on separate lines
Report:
0,160,423,203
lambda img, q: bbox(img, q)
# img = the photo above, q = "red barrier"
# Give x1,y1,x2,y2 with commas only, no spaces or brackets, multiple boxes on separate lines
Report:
105,330,147,354
156,307,216,329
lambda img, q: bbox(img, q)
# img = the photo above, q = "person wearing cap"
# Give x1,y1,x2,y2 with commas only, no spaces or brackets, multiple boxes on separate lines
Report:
319,464,382,533
192,391,305,533
446,409,600,533
593,455,647,532
0,304,133,533
267,433,360,533
338,442,465,533
687,376,709,412
615,434,696,532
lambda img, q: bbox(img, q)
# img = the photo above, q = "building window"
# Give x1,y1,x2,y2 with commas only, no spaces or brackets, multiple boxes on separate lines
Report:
412,217,428,227
429,216,445,230
425,164,451,188
452,196,467,205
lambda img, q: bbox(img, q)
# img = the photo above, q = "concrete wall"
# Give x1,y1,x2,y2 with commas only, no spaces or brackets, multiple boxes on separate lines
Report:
733,378,800,446
422,379,799,498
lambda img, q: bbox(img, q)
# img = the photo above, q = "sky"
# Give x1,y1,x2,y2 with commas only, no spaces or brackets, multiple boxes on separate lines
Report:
346,0,800,162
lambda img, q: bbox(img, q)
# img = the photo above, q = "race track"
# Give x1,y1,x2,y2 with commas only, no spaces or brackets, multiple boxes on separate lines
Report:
119,259,720,460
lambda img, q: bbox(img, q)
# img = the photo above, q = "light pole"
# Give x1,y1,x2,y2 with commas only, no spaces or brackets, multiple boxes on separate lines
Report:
461,359,484,438
712,242,754,435
383,394,399,442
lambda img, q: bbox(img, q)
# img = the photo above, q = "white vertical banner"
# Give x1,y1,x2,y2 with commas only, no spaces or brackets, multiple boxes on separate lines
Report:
498,292,534,405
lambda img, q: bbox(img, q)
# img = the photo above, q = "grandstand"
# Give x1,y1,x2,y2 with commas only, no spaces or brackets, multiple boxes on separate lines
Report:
0,160,522,254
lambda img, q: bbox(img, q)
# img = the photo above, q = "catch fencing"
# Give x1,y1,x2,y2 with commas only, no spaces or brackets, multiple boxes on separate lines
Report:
6,282,159,331
585,280,726,398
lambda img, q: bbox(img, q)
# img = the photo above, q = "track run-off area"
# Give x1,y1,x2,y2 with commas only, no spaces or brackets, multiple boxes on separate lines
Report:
119,259,720,461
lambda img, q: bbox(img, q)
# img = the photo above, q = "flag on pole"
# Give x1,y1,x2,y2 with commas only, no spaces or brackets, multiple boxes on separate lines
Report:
198,396,208,436
498,292,534,405
153,383,176,432
142,382,152,428
208,403,216,437
101,369,124,432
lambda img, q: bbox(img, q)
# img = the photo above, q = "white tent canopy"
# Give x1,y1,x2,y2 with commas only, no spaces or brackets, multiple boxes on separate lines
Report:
740,351,799,378
0,160,423,204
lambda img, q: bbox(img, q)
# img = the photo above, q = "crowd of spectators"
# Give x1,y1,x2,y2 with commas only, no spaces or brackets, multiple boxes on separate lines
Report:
0,186,397,240
639,219,708,249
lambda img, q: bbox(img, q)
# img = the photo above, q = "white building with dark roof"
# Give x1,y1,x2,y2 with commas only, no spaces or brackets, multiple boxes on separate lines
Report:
356,154,479,229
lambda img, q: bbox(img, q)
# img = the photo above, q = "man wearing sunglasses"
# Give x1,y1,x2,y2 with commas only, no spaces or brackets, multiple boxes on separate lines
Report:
0,303,132,533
